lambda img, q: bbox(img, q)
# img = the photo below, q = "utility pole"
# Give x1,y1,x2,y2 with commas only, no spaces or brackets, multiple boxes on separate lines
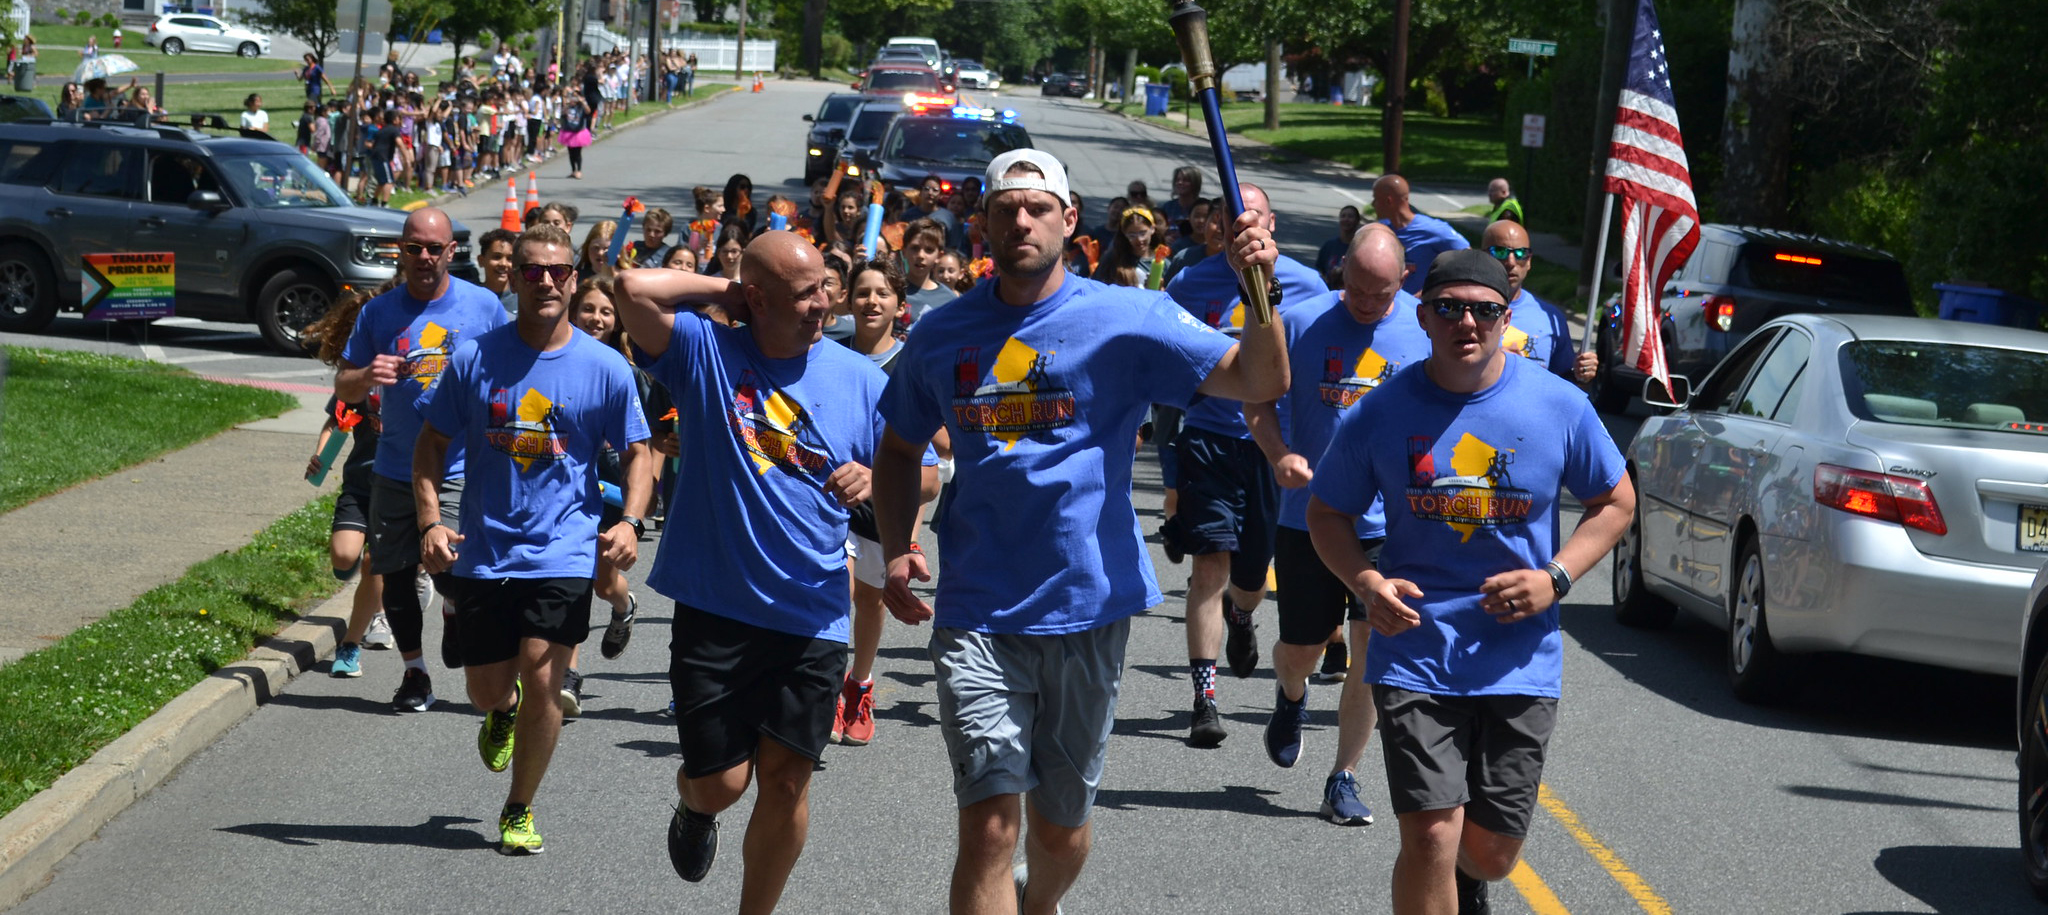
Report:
1383,0,1409,176
645,0,659,101
1577,0,1636,298
1263,39,1279,130
733,0,746,81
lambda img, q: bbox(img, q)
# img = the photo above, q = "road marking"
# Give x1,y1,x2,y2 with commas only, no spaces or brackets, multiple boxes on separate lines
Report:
162,353,249,366
242,368,333,379
1539,784,1674,914
156,317,203,326
139,343,166,362
1509,860,1572,915
1334,187,1369,209
172,332,261,344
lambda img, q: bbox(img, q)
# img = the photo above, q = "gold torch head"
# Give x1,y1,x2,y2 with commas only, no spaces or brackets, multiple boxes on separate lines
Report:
1165,0,1219,94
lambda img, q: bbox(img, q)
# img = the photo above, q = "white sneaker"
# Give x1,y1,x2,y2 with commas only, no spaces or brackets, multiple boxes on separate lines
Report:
363,612,396,650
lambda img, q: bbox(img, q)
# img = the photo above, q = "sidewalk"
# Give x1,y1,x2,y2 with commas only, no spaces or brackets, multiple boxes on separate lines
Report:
0,387,336,668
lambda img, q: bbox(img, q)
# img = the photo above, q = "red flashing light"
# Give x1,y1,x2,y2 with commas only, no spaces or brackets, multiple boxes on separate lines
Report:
1774,252,1824,266
1814,463,1947,535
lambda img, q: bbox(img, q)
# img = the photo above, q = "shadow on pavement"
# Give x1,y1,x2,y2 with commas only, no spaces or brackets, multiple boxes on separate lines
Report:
1110,708,1194,743
218,814,489,849
873,698,939,730
265,691,400,716
1779,784,2005,814
1094,783,1303,819
1843,844,2038,915
615,738,680,758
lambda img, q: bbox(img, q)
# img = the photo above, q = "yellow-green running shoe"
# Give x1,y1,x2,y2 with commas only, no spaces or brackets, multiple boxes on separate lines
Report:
478,680,520,773
498,805,544,856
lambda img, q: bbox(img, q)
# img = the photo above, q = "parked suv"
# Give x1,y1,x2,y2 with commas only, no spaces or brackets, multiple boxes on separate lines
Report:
145,14,272,57
1590,224,1915,411
0,114,478,353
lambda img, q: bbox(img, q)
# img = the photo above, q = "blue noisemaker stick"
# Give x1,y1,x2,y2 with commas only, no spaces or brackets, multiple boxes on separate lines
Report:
862,202,885,257
599,480,623,508
769,211,789,231
1166,0,1274,325
606,197,642,267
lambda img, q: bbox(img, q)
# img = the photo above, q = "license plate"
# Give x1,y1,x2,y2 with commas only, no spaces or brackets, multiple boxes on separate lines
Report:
2023,504,2048,553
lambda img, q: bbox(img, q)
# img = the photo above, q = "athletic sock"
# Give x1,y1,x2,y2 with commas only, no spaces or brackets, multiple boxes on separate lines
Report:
1224,598,1253,628
405,656,428,673
1191,659,1217,699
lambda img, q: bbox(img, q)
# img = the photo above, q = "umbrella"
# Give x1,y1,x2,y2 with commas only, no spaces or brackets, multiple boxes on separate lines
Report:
73,54,139,83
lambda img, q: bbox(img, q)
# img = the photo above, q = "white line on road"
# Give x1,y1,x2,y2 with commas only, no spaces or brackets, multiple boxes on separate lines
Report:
155,317,204,326
241,368,333,379
140,344,166,362
167,332,261,344
161,353,251,366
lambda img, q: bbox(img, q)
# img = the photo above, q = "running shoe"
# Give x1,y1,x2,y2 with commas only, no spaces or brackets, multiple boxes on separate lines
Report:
1319,771,1374,826
1014,862,1065,915
668,805,718,882
1224,604,1260,679
830,690,845,744
600,593,636,660
391,668,435,712
498,804,544,855
558,669,583,719
363,612,396,650
1455,869,1491,915
1188,695,1227,748
1263,687,1307,768
839,679,876,747
331,642,362,678
663,699,676,717
1314,640,1348,683
479,679,519,772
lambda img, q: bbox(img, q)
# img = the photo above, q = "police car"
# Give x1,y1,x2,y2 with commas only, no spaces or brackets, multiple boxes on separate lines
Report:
854,100,1033,191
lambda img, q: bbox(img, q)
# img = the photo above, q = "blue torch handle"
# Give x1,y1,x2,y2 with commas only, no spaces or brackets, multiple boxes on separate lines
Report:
1195,88,1248,225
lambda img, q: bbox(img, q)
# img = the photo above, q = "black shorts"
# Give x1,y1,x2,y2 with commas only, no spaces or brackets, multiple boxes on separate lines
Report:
1374,687,1558,839
448,576,594,666
367,475,463,575
332,483,370,533
1169,426,1278,592
1273,526,1383,646
670,602,847,780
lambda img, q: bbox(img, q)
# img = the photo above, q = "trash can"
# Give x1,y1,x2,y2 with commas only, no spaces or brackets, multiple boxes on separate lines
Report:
1144,81,1170,117
1935,283,2044,329
10,59,32,93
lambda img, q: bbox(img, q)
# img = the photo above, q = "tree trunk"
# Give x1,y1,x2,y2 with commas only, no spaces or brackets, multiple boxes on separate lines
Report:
1123,47,1136,107
1384,0,1409,174
1717,0,1790,224
801,0,824,78
734,0,746,80
1263,40,1279,130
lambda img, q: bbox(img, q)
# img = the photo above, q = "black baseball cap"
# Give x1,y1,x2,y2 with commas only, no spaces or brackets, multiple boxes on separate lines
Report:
1420,248,1512,303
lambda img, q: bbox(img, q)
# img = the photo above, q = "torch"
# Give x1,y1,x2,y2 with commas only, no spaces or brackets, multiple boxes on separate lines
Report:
1167,0,1274,326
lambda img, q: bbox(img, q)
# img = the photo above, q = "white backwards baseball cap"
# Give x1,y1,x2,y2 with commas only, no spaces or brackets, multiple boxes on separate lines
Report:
984,149,1072,209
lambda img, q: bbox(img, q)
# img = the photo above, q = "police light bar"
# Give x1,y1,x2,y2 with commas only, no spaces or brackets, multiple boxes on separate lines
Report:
948,105,1020,123
903,92,953,110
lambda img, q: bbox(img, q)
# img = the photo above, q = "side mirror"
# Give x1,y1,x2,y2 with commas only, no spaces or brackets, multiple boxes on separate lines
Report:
186,189,229,213
1642,374,1691,410
802,113,814,122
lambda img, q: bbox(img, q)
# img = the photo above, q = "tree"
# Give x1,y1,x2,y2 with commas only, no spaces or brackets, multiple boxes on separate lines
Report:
242,0,342,62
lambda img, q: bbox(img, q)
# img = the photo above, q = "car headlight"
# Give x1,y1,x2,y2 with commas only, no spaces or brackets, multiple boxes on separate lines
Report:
353,235,400,267
808,148,823,156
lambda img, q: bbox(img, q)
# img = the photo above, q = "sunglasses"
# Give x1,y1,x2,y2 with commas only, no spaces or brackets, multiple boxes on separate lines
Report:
518,263,575,284
1424,298,1510,322
401,241,448,257
1487,245,1531,262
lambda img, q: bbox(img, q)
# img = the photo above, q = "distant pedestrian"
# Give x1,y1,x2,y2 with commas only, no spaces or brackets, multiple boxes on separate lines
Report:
240,93,270,133
1306,248,1631,914
558,94,591,179
1485,178,1524,224
299,53,336,103
1315,204,1363,288
1373,174,1470,294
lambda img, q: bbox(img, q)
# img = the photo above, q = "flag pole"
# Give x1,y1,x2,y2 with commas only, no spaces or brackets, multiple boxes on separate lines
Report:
1581,192,1615,353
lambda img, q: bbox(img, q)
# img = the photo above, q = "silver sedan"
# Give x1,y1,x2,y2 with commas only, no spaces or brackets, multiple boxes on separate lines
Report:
1611,313,2048,702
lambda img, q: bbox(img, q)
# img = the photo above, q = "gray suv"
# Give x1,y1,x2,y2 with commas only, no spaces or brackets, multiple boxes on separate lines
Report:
0,114,478,354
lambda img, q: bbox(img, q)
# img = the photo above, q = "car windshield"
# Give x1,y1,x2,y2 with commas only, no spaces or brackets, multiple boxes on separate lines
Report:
883,119,1025,166
867,70,936,92
818,96,860,122
1733,246,1914,312
847,109,897,143
215,151,349,208
1840,340,2048,434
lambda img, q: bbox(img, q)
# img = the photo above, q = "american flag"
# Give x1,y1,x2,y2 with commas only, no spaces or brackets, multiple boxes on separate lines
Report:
1603,0,1698,398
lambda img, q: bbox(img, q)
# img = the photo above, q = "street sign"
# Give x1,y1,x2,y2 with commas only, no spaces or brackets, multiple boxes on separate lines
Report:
81,252,175,321
1521,114,1547,149
336,0,391,36
1507,38,1558,57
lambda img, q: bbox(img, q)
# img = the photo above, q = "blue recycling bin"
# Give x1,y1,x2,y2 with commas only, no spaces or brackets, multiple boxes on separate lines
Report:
1935,283,2044,328
1144,81,1170,117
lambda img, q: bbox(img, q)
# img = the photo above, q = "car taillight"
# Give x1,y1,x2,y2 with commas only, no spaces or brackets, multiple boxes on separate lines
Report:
1813,463,1947,535
1703,294,1737,332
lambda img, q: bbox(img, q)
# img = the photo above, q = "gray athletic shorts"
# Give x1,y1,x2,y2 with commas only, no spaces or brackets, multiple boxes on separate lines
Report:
1373,686,1558,838
367,474,463,575
931,616,1132,829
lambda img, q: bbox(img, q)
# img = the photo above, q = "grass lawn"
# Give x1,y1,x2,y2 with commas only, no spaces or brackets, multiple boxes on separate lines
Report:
1125,99,1507,186
0,493,341,819
0,346,295,512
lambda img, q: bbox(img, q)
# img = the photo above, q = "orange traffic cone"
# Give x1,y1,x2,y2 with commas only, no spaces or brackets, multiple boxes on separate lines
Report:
524,172,540,214
752,72,764,93
500,178,520,231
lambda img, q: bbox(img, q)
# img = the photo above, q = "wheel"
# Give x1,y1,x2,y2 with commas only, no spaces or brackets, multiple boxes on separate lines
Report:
253,266,333,355
162,37,183,55
0,243,60,333
2020,648,2048,900
237,42,260,58
1612,497,1676,629
1727,536,1798,703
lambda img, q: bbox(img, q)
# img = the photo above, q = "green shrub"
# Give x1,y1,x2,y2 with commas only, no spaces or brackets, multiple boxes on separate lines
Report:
820,33,852,71
100,12,119,29
73,10,93,26
53,8,70,22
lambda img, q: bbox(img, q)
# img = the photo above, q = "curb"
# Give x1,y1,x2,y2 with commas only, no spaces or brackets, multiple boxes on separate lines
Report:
0,586,354,912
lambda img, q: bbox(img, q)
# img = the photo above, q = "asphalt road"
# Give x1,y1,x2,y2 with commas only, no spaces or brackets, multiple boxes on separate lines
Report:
6,83,2030,914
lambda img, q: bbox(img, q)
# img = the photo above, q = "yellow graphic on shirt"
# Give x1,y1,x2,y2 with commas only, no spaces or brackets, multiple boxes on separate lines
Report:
1320,346,1396,408
951,337,1077,451
741,389,818,476
1404,432,1534,543
1502,324,1533,359
397,321,454,391
484,387,569,472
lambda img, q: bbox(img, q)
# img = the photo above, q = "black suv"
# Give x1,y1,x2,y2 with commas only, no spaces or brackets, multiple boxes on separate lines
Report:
0,113,478,353
860,104,1033,191
802,92,865,184
1591,224,1915,411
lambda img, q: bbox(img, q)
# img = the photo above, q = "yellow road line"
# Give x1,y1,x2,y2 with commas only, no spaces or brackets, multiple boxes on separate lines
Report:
1539,784,1674,915
1509,860,1573,915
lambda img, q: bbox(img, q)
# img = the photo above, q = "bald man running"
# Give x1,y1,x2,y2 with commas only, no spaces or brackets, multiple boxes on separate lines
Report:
1372,174,1469,295
616,232,893,914
1481,219,1598,386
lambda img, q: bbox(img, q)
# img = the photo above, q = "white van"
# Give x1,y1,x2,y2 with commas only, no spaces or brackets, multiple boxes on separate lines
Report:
883,36,943,70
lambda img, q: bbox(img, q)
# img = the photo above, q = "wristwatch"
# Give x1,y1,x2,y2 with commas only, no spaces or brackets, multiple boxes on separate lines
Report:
620,515,646,539
1544,561,1573,600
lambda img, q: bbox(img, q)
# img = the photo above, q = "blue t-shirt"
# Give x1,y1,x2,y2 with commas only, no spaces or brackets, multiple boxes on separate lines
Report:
1383,213,1471,294
1164,252,1324,439
1270,288,1431,534
1308,356,1625,697
341,278,509,482
1503,288,1580,381
416,326,649,579
642,312,889,643
880,275,1234,635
